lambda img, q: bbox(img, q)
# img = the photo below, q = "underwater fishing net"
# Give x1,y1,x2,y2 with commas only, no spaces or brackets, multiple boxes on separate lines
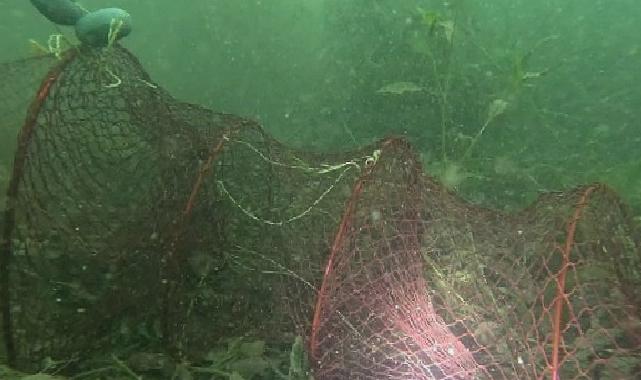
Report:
1,45,640,379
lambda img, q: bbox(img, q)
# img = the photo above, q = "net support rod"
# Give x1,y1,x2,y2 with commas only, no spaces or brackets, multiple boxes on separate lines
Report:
549,184,598,380
309,138,394,360
0,50,76,366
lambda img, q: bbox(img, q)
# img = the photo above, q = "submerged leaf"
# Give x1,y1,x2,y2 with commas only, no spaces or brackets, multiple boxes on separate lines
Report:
229,372,245,380
438,20,455,43
376,81,423,95
431,161,473,190
488,98,508,121
239,340,265,357
420,9,441,28
289,336,309,379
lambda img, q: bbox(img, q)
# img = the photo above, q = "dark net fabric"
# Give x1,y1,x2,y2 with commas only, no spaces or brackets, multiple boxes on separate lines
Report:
1,46,640,379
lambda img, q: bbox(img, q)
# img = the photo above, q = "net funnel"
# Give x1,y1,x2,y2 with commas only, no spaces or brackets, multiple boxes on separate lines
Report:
0,46,639,379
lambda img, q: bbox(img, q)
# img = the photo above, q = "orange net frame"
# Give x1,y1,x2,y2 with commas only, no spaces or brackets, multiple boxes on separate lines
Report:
0,46,640,379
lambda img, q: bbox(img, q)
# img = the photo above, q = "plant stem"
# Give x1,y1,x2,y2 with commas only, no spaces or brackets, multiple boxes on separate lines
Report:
461,117,491,162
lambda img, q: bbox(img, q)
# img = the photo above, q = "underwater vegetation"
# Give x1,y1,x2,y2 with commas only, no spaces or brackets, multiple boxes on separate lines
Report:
319,1,640,216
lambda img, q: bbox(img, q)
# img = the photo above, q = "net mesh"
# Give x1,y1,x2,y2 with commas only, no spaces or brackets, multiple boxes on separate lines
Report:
1,46,640,379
